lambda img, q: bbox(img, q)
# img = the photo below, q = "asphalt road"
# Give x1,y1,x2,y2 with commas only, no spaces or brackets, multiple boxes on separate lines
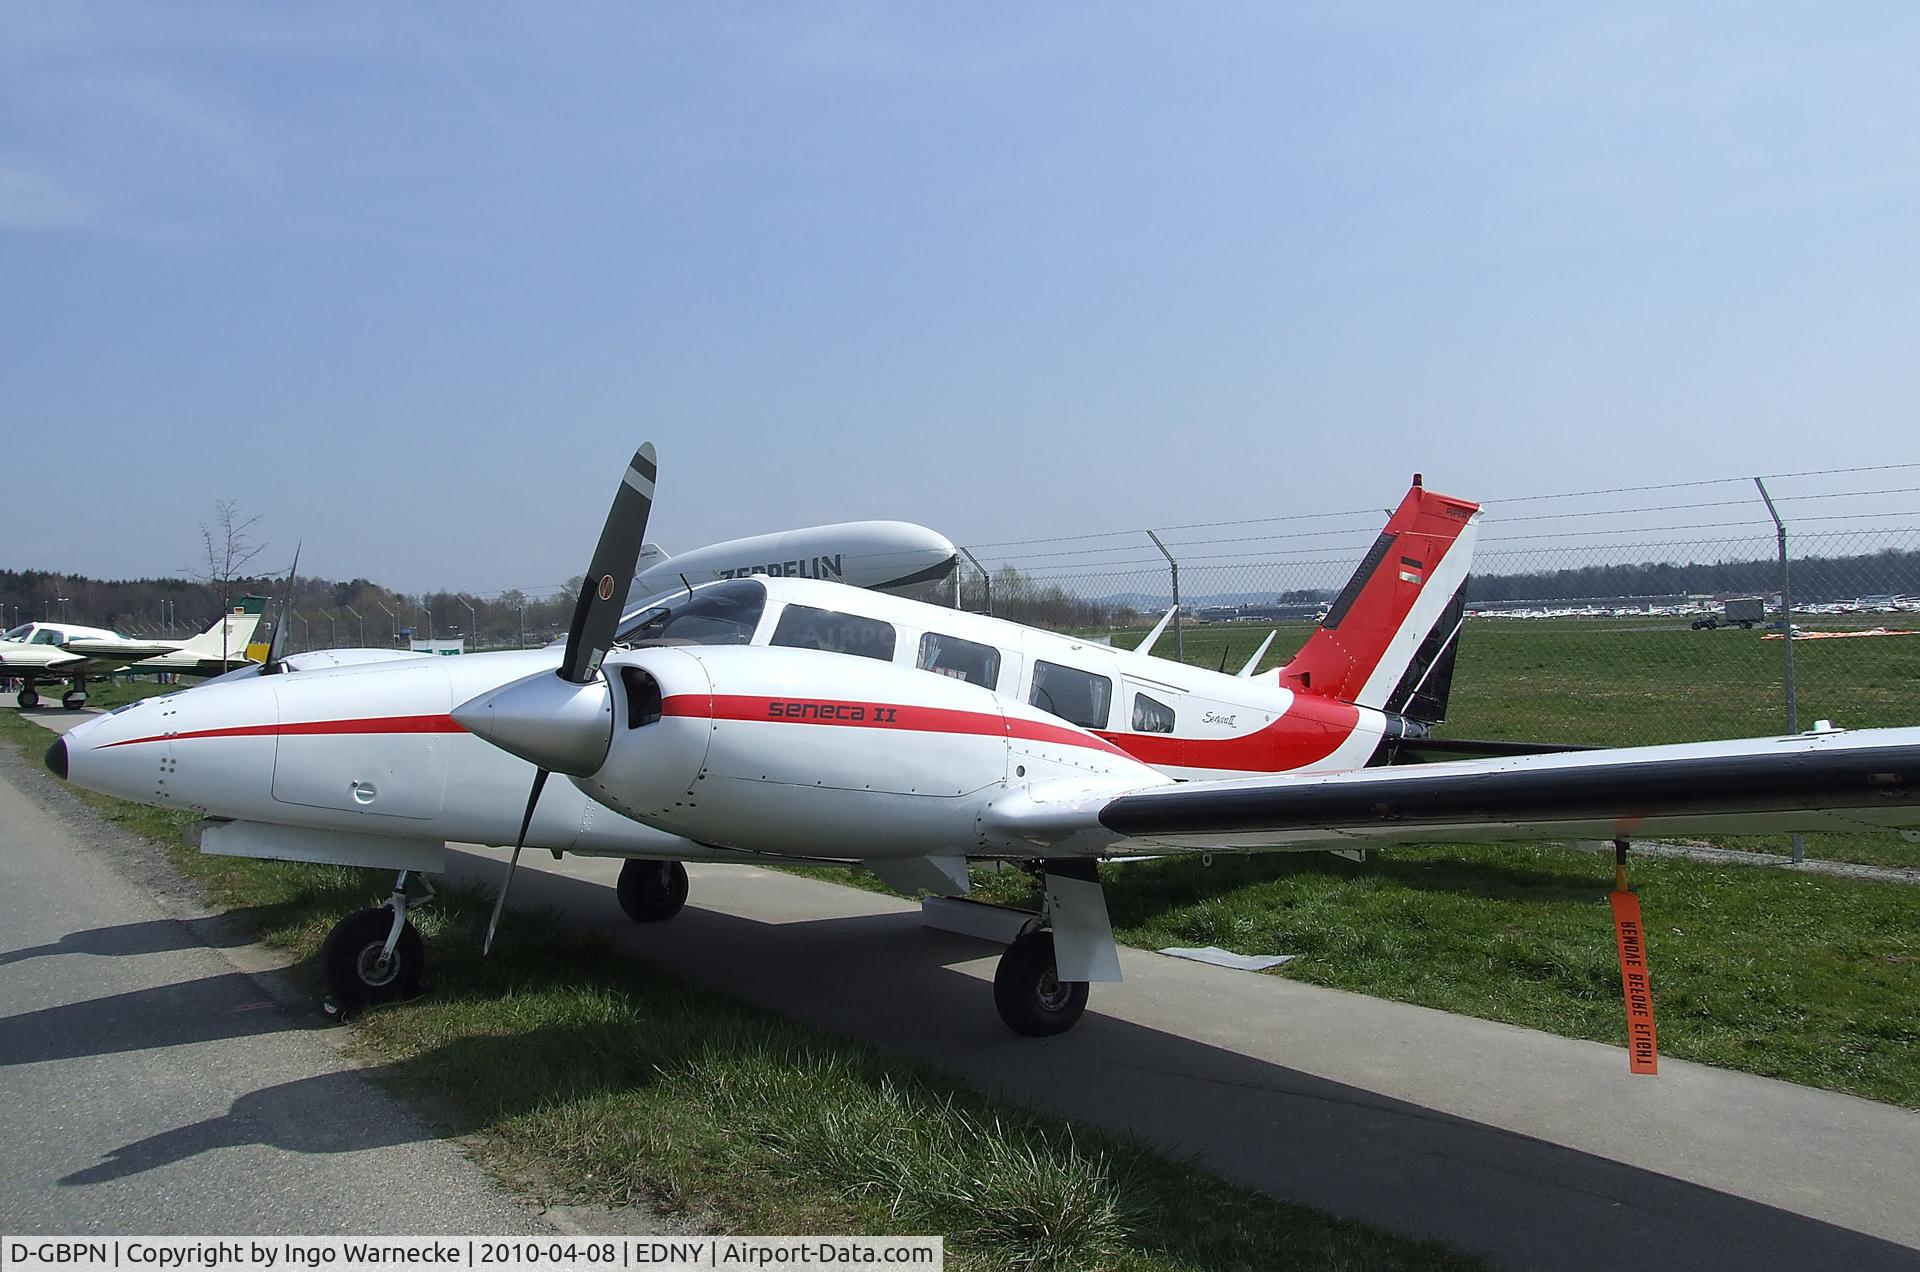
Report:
0,733,548,1235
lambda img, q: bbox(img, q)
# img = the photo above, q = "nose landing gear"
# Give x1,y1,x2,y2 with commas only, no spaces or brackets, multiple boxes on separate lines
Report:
321,870,433,1018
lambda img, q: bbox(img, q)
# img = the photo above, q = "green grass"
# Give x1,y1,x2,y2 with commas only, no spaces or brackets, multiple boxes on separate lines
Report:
0,702,1477,1272
807,847,1920,1108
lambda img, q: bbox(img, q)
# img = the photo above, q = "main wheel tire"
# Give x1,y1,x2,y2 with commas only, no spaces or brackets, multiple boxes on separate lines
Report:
617,859,689,922
993,930,1089,1037
18,687,40,709
61,691,85,711
320,907,425,1008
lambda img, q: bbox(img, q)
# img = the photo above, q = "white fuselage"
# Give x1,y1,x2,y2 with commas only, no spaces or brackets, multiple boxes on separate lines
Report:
60,575,1394,867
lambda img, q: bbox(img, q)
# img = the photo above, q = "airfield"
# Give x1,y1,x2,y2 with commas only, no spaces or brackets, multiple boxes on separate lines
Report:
5,704,1918,1270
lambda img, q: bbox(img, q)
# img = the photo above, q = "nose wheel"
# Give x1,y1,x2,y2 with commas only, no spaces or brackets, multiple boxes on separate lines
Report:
17,686,40,709
320,871,432,1017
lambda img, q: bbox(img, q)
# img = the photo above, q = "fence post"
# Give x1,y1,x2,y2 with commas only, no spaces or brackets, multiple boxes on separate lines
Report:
1753,477,1804,864
1146,530,1182,663
958,547,992,616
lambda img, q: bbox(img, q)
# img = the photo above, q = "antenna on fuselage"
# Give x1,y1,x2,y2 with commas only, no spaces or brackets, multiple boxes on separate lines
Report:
1135,606,1178,655
1237,630,1278,678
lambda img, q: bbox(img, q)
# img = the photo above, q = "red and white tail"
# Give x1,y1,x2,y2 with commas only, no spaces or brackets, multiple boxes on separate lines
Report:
1274,479,1481,721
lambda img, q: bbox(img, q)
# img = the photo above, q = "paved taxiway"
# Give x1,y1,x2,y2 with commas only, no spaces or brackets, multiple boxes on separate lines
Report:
0,725,546,1235
449,849,1920,1272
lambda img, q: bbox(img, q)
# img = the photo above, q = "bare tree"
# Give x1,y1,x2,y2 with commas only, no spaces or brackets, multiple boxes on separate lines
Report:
190,500,268,666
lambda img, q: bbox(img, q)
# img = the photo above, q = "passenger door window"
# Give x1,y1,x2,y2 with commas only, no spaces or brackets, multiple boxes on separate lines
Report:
1029,660,1112,730
1132,692,1175,734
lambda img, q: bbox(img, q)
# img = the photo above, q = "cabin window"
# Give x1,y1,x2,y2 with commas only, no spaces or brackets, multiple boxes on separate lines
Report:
917,633,1001,688
30,628,63,645
618,578,766,648
772,604,897,662
1029,660,1112,730
1132,692,1175,734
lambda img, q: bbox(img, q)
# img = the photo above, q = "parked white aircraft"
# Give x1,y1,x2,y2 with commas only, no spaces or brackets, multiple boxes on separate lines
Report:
1,599,266,709
50,446,1920,1035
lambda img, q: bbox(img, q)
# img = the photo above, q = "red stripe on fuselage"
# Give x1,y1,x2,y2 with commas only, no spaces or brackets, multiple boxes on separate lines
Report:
666,693,1133,759
99,713,465,749
1098,695,1362,773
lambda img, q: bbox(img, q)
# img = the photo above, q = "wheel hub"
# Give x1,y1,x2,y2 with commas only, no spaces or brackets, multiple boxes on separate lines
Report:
355,942,400,988
1035,967,1070,1011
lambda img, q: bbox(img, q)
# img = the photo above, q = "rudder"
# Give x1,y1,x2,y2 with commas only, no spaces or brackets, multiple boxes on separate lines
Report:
1277,479,1479,720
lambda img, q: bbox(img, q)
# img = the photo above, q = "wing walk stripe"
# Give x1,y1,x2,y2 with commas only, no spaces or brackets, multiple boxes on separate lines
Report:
1099,745,1920,835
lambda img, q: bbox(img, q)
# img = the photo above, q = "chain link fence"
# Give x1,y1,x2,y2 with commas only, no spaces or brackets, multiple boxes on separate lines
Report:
952,466,1920,751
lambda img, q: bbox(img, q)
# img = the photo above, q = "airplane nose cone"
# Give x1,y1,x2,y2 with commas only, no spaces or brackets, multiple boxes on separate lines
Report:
453,670,613,776
44,736,67,781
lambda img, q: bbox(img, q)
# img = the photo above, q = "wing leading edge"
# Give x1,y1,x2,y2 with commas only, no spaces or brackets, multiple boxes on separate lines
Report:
979,728,1920,856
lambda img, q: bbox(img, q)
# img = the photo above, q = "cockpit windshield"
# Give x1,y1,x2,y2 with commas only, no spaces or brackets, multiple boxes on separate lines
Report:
2,624,30,642
614,579,767,648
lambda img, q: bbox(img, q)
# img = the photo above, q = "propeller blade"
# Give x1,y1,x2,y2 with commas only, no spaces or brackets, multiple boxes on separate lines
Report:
260,543,302,673
484,767,549,955
560,443,657,685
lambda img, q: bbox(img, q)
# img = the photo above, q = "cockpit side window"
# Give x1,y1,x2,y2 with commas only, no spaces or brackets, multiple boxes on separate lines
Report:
31,628,63,645
917,632,1001,688
616,579,766,648
771,604,897,662
1029,660,1112,730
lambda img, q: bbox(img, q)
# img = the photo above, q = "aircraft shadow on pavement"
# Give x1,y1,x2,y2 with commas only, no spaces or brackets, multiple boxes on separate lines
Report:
0,915,263,968
59,1067,436,1186
459,858,1918,1272
0,971,304,1068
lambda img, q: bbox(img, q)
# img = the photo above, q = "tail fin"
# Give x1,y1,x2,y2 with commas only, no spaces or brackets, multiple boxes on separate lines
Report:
1277,479,1480,721
178,595,268,660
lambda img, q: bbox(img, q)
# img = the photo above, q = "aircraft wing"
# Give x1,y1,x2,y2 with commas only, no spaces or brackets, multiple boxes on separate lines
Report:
980,728,1920,856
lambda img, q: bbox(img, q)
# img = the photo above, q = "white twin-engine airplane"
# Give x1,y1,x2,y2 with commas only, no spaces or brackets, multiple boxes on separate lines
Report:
2,598,267,710
50,445,1920,1036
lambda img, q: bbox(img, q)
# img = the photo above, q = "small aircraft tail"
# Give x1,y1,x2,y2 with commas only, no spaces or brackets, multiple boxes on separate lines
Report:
1274,479,1480,722
178,595,269,662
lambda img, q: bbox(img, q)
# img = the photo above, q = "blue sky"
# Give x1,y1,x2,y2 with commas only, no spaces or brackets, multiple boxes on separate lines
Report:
3,3,1916,594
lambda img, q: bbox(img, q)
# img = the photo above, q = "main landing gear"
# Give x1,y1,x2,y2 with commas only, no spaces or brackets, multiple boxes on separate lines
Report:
617,858,689,922
321,870,433,1017
991,860,1121,1037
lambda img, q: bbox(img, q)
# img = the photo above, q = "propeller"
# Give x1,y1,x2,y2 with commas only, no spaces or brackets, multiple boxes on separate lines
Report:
483,768,548,954
484,443,657,953
259,543,302,675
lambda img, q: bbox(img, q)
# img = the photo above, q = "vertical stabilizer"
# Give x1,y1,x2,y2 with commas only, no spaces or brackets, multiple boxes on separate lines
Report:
1277,480,1480,720
178,596,268,661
